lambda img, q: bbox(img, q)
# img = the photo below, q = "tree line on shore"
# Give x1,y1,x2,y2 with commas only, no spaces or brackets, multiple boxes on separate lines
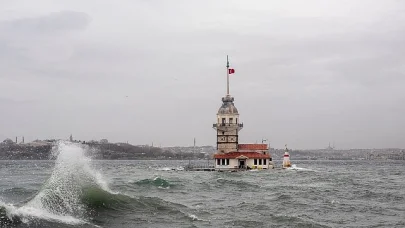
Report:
0,141,208,160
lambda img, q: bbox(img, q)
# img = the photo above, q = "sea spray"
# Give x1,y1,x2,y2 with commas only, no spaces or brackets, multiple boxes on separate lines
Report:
287,164,315,171
2,141,114,225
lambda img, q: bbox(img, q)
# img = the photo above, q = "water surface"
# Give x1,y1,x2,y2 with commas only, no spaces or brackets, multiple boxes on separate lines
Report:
0,143,404,228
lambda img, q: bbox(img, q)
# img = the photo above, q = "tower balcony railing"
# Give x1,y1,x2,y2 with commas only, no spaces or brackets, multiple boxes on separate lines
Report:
213,123,244,128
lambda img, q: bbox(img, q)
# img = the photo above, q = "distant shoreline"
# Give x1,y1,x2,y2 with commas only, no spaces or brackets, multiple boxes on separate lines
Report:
0,140,211,161
1,139,404,161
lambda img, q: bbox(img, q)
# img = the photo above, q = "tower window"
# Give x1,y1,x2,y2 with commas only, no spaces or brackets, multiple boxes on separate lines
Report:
221,159,225,165
254,159,257,165
222,118,225,124
263,159,267,165
259,159,262,165
226,159,229,165
229,118,233,124
217,159,220,165
236,118,238,124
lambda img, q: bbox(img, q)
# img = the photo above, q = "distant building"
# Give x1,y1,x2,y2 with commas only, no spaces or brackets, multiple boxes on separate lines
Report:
28,140,51,146
326,142,334,150
100,139,108,144
2,138,15,145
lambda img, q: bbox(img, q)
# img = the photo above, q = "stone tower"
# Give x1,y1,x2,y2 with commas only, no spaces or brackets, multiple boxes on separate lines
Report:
213,56,243,153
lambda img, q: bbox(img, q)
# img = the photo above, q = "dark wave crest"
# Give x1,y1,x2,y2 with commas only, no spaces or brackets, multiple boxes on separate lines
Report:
0,143,203,228
131,177,174,189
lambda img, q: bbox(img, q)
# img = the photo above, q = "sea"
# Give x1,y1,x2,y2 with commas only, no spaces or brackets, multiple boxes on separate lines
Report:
0,142,404,228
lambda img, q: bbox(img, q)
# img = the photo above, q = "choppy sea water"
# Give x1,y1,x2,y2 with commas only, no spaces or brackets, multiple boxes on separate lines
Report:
0,142,404,228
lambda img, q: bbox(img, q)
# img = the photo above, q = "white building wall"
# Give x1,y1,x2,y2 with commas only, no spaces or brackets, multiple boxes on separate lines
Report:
246,159,255,167
215,158,271,169
248,158,270,169
214,158,239,169
229,159,238,169
215,157,272,170
215,158,230,169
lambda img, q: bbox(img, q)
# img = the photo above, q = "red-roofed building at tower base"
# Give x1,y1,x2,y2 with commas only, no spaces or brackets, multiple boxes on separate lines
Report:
211,56,274,171
213,144,274,170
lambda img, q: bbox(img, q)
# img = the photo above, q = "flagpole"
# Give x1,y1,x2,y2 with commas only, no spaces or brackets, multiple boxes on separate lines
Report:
226,55,230,95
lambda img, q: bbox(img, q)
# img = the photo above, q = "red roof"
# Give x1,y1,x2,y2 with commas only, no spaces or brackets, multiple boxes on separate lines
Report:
238,144,268,150
214,152,270,159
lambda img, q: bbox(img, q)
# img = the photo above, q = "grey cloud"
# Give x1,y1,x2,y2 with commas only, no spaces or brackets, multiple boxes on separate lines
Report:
0,1,405,149
0,10,90,35
0,11,90,67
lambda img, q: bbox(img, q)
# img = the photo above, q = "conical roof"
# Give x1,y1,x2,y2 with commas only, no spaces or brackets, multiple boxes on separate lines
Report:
218,95,238,114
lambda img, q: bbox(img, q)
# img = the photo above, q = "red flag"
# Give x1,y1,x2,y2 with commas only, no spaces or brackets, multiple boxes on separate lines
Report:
228,68,235,74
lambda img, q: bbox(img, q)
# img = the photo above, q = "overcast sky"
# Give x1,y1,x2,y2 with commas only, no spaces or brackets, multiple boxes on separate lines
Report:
0,0,404,149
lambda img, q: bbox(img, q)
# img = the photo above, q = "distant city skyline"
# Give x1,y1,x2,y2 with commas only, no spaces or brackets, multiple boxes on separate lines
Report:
2,135,403,151
1,1,405,149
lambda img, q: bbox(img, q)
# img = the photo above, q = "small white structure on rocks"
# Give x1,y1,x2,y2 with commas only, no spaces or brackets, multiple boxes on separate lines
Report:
282,144,291,169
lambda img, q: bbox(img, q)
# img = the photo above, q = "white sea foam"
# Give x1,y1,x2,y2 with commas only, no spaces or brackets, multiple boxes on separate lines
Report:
155,166,184,171
287,164,315,171
1,141,112,226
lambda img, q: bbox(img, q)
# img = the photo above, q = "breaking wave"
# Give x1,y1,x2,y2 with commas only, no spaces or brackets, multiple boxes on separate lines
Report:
0,141,120,227
0,142,202,227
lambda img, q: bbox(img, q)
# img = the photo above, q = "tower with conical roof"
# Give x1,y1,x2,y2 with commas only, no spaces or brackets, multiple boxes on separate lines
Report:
213,56,243,153
212,56,273,171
